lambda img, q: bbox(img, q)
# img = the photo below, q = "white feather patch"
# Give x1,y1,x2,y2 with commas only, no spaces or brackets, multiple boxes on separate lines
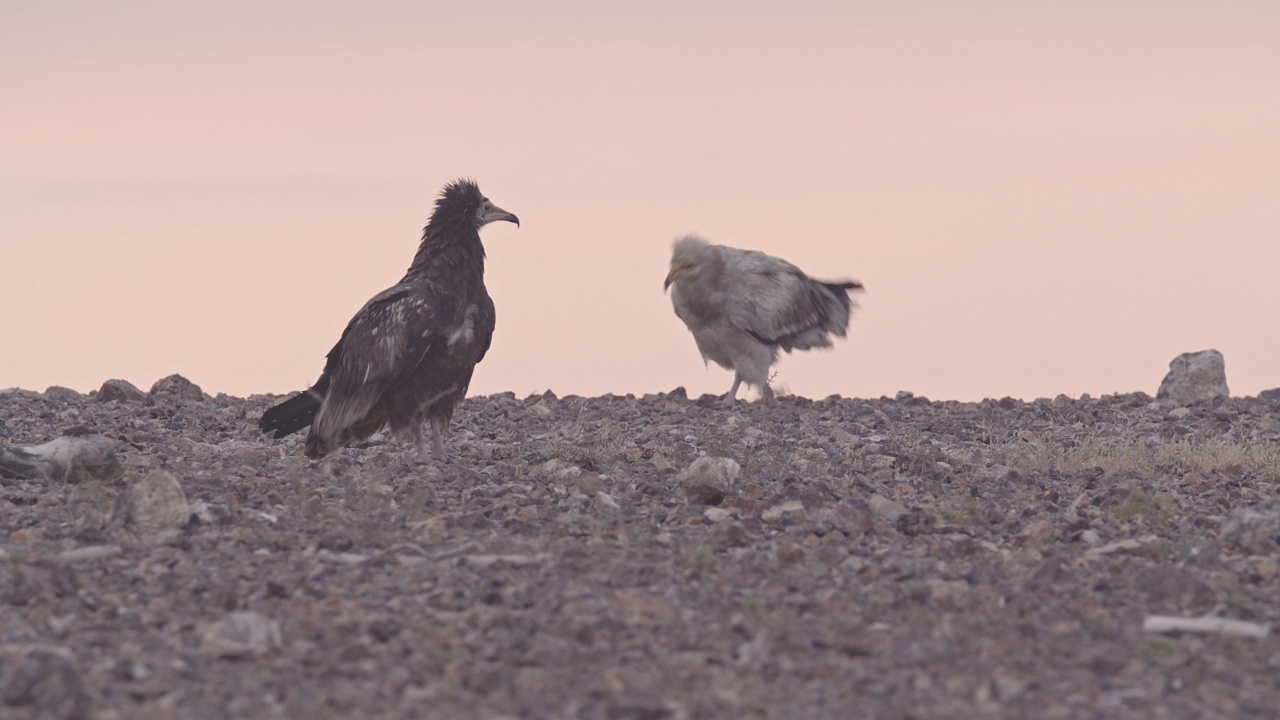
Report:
447,304,479,348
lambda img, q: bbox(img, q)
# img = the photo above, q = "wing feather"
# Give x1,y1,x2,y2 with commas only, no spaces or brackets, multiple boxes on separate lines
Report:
311,285,437,443
723,248,840,344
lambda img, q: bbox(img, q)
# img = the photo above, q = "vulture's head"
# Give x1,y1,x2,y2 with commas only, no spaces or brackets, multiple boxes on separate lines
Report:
434,179,520,231
664,234,712,291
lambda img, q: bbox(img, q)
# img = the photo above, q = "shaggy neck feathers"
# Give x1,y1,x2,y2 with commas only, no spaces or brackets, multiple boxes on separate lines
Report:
404,201,486,282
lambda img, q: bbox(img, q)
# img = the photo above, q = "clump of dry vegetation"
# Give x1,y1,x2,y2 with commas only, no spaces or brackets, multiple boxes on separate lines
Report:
998,435,1280,480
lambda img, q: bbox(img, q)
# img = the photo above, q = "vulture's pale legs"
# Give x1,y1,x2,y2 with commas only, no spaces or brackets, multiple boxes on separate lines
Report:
727,376,773,404
725,375,775,404
416,419,446,462
725,376,741,403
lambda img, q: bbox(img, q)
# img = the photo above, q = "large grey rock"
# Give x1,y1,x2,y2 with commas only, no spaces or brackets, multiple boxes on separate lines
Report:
149,374,205,401
97,378,146,403
1157,350,1228,404
42,386,82,401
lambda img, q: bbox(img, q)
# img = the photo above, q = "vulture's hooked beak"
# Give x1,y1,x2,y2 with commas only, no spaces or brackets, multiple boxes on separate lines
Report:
663,267,680,291
480,203,520,228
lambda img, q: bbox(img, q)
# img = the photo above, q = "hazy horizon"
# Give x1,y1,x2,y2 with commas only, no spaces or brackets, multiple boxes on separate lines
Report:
4,2,1278,402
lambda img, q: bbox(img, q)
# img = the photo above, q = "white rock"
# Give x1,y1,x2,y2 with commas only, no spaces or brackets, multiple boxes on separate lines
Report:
865,454,897,469
1157,350,1229,404
1143,615,1269,639
120,470,191,540
675,456,741,489
868,494,908,521
203,611,283,658
317,550,369,565
704,507,735,522
596,491,620,510
1220,501,1280,555
461,554,546,568
1084,535,1157,557
57,545,123,563
761,500,805,522
540,459,582,479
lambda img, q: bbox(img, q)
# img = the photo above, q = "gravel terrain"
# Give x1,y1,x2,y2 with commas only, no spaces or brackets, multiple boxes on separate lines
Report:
2,377,1279,719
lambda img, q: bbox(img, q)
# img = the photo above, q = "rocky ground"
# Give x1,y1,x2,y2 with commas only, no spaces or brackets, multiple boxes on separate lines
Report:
1,376,1279,719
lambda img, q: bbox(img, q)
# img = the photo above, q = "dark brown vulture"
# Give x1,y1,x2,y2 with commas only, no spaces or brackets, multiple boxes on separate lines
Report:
258,179,518,460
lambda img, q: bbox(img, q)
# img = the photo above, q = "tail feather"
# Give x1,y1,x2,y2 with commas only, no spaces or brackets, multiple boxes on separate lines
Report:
259,388,324,439
826,281,863,290
821,280,863,319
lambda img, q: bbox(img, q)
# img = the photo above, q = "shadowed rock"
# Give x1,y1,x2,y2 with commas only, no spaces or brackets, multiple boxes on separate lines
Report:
97,379,146,403
150,374,205,401
0,647,91,720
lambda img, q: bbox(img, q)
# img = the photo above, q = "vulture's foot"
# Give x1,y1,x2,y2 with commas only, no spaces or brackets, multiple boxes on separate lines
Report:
413,421,449,464
721,377,743,406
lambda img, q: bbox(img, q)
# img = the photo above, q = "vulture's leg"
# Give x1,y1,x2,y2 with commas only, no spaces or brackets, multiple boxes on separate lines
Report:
414,420,448,462
723,376,742,404
430,418,447,457
760,383,776,403
415,424,433,463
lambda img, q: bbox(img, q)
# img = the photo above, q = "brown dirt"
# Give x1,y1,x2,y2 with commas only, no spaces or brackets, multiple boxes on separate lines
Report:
2,382,1279,719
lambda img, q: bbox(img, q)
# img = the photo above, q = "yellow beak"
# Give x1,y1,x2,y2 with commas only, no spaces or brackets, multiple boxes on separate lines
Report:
664,267,681,291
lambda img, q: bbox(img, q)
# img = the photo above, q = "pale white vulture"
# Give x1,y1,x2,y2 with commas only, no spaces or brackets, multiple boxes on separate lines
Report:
664,235,863,402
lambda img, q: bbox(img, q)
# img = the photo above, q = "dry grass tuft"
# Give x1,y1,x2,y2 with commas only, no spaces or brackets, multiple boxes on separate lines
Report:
994,437,1280,480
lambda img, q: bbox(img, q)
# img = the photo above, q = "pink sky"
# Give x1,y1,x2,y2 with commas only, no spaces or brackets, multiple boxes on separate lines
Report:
3,2,1278,401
